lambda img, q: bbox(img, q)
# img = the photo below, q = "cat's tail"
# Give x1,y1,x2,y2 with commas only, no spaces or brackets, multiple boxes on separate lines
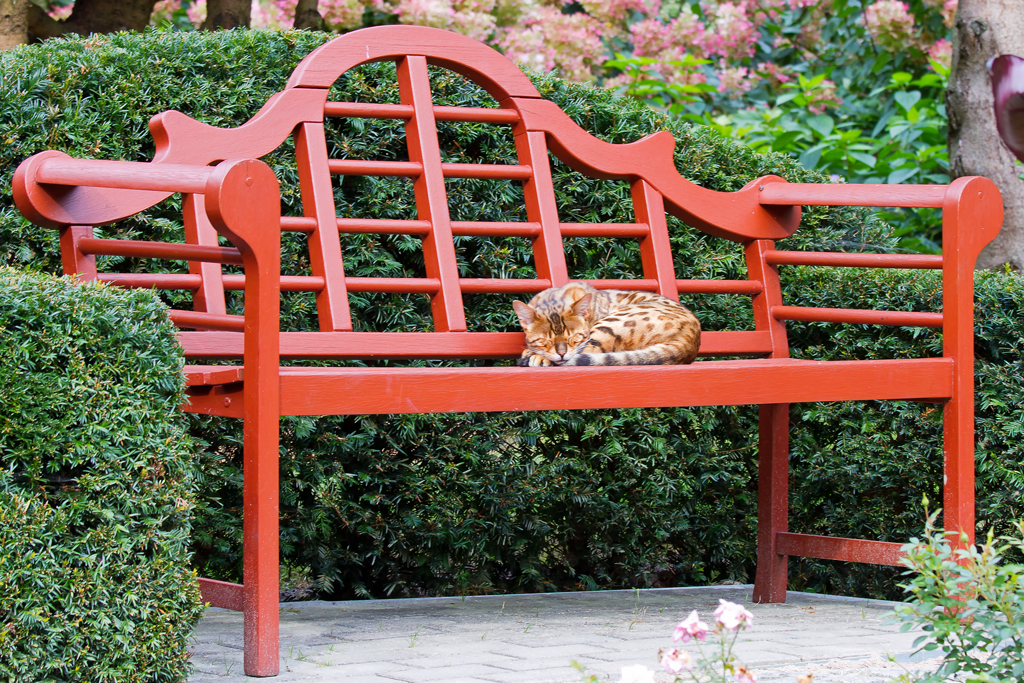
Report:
561,342,698,366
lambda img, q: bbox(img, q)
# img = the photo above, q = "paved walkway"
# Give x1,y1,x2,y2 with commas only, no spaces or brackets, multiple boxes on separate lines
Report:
188,585,940,683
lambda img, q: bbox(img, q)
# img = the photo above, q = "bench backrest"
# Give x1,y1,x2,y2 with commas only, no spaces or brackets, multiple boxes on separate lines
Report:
24,25,968,365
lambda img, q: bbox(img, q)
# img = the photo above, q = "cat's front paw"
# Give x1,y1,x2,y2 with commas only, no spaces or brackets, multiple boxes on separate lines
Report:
518,352,553,367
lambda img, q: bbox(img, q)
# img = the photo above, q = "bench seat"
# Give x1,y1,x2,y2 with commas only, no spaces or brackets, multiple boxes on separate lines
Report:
183,357,953,417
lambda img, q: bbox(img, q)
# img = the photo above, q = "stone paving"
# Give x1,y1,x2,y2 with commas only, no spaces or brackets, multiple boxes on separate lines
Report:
188,585,939,683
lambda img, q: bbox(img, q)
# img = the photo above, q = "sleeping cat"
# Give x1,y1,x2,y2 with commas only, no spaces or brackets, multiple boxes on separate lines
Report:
512,281,701,366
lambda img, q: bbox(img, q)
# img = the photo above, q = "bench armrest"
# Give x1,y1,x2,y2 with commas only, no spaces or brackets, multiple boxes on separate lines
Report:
13,150,282,399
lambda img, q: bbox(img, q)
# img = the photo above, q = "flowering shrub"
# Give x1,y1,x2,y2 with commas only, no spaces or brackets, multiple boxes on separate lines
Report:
583,600,763,683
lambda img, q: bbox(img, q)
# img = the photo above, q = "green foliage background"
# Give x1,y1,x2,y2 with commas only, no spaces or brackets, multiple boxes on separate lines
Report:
0,267,203,682
2,29,1024,603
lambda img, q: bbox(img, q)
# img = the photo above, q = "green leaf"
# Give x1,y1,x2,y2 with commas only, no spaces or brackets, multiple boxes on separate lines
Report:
807,114,835,138
895,90,922,113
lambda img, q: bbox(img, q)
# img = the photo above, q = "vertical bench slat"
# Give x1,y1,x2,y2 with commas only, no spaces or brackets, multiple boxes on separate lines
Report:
183,194,227,315
296,121,353,331
631,179,678,300
515,130,569,287
59,225,97,281
397,55,466,332
744,237,792,604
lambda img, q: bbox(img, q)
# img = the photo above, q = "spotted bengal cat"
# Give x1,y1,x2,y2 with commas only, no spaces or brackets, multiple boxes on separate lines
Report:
512,281,701,366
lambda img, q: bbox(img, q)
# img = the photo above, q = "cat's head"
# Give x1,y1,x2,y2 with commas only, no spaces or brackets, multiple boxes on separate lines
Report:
512,293,593,365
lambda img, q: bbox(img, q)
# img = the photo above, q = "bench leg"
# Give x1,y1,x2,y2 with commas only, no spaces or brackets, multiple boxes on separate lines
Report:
943,388,975,552
753,403,789,603
242,418,280,677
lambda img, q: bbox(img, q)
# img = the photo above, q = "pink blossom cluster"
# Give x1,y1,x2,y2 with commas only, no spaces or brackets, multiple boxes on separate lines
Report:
581,0,661,28
499,5,604,81
927,37,952,70
863,0,917,52
703,2,757,60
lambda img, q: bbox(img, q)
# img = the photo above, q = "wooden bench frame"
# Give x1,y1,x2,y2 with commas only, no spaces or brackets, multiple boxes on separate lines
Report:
13,26,1003,677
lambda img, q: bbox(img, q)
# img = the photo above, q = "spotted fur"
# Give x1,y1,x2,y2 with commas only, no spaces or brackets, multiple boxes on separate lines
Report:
512,282,701,367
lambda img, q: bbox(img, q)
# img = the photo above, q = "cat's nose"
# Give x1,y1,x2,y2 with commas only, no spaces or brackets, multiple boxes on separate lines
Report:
555,342,568,356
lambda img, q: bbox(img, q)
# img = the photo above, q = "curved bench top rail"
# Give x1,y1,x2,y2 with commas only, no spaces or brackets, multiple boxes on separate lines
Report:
16,25,801,243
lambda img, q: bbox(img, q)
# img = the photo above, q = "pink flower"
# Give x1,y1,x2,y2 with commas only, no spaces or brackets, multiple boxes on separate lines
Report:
673,609,709,642
928,38,952,71
660,648,694,674
734,664,758,683
942,0,957,27
702,2,757,60
863,0,917,52
714,599,754,631
717,65,753,93
757,61,793,85
582,0,661,27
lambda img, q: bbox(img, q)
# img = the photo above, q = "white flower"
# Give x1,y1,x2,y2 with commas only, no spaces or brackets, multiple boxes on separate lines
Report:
713,599,754,631
619,664,657,683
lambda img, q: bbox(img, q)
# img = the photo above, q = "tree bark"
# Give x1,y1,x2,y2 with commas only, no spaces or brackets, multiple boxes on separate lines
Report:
203,0,250,30
948,0,1024,269
293,0,324,31
27,0,157,39
0,0,29,49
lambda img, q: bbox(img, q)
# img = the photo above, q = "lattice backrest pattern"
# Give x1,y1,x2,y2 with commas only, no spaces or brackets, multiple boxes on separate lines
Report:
32,25,800,357
284,45,723,335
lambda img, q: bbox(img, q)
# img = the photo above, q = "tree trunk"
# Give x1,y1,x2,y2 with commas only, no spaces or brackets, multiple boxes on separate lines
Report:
948,0,1024,269
0,0,29,50
28,0,157,39
203,0,250,30
293,0,324,31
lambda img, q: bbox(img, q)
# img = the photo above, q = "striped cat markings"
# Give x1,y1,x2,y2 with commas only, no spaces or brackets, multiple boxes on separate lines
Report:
513,282,701,366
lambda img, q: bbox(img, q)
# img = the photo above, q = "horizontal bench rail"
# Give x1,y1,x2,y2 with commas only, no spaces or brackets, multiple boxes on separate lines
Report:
773,305,943,327
96,272,765,297
324,101,520,124
775,532,905,566
326,159,532,179
176,330,777,360
764,250,944,269
78,237,244,265
169,310,246,332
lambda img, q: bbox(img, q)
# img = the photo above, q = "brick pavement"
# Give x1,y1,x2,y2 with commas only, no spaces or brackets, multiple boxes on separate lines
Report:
188,585,939,682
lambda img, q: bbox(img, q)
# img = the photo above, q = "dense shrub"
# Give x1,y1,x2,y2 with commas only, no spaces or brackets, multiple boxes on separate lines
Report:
0,267,203,682
2,29,1023,602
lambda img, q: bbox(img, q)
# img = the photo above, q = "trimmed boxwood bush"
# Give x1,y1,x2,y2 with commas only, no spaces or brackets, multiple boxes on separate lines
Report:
0,267,203,681
2,29,1023,601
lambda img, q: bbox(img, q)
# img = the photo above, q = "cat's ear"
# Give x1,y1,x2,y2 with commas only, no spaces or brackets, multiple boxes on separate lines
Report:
571,293,593,318
512,301,536,329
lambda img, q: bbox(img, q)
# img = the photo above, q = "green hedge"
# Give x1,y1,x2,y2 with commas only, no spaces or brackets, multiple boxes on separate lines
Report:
0,267,203,682
2,29,1023,602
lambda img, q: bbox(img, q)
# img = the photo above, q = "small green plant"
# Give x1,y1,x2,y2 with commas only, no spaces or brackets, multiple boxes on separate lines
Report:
893,502,1024,682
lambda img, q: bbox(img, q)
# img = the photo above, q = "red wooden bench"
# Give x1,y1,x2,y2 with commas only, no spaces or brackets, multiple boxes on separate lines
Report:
13,25,1002,677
